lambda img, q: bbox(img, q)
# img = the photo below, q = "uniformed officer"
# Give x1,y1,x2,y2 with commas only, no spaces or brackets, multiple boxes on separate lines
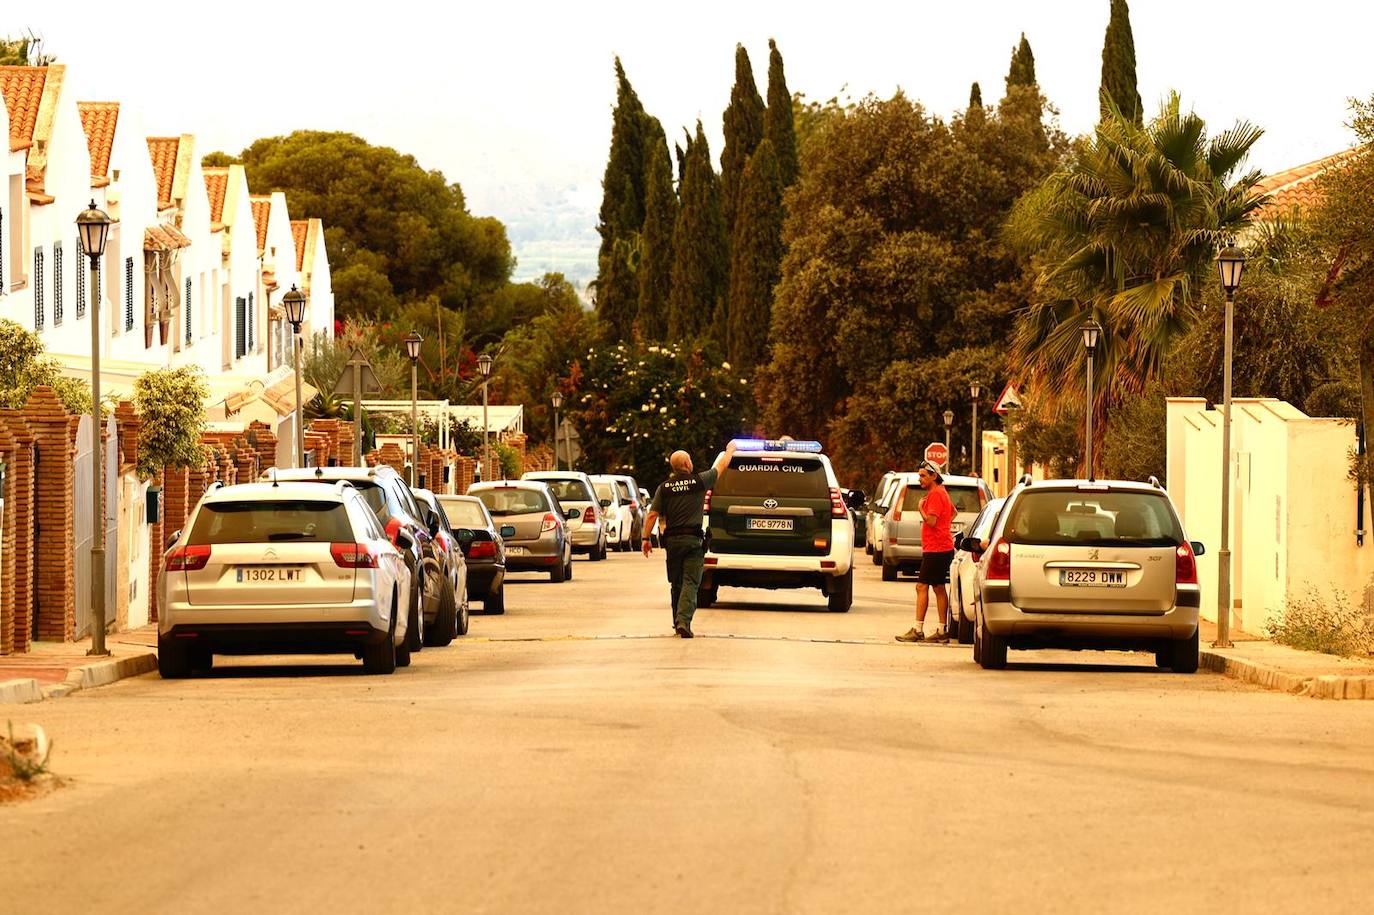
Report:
641,440,738,638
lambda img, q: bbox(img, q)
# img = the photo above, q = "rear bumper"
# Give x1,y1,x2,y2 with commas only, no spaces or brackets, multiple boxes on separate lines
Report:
468,565,505,594
161,620,389,655
982,597,1199,644
161,597,389,635
571,524,603,548
703,527,853,589
885,541,924,567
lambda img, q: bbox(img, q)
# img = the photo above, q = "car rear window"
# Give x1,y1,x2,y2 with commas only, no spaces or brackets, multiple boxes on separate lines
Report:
1002,490,1184,547
476,488,550,517
440,499,489,528
188,501,354,544
717,456,829,499
901,484,983,513
616,481,634,501
536,479,590,504
593,482,616,503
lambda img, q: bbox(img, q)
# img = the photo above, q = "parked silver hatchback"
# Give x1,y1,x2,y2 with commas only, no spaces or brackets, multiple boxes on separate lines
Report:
469,480,575,583
971,478,1204,672
882,473,991,581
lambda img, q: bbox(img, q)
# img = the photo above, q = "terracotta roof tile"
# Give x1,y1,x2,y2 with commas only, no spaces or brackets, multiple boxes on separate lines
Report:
147,136,181,209
250,196,271,255
144,222,193,252
291,220,309,272
77,101,119,178
0,65,46,152
203,167,229,224
1254,148,1362,218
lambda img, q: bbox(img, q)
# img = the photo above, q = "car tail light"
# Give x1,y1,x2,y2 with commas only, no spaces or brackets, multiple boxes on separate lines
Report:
468,540,496,560
385,517,403,545
166,544,211,572
331,542,379,568
703,489,712,512
540,513,558,534
583,506,596,524
1175,542,1198,584
892,486,905,521
829,487,846,519
985,538,1012,582
630,501,639,510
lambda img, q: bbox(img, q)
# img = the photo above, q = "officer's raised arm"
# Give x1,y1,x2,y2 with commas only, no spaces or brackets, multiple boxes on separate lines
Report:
710,439,738,477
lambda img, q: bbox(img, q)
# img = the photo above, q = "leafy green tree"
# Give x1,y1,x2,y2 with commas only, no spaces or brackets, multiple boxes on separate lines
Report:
1004,93,1264,472
668,124,729,344
133,367,208,479
1005,33,1037,91
969,83,983,109
303,318,409,403
205,131,512,321
595,59,652,342
638,121,677,341
764,39,799,190
0,32,51,66
720,44,766,237
0,319,89,414
791,91,854,164
727,140,784,371
1100,0,1143,124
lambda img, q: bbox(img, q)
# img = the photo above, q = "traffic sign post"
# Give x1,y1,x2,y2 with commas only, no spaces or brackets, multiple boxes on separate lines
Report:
992,382,1022,415
924,441,949,469
334,348,383,465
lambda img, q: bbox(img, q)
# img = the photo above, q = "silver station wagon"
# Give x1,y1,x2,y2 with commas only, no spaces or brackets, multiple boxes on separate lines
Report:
970,477,1204,673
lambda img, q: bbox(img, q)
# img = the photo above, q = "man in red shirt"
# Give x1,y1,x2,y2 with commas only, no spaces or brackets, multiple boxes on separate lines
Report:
897,461,956,643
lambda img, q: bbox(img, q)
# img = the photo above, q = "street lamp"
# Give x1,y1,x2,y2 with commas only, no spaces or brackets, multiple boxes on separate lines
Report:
943,409,954,467
551,390,564,471
1082,317,1102,480
283,286,307,469
969,382,984,478
405,331,422,487
477,353,494,482
1214,243,1246,648
77,201,112,656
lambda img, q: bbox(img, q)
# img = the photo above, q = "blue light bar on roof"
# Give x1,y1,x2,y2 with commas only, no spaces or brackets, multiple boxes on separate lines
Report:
731,438,823,453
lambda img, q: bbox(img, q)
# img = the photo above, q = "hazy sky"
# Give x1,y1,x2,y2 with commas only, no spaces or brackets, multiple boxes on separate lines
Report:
36,0,1374,283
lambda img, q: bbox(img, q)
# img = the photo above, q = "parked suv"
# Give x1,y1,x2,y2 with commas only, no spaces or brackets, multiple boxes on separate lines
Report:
882,473,992,581
413,488,471,641
522,471,608,560
160,481,412,676
699,440,861,612
470,480,575,582
590,474,637,552
970,477,1204,673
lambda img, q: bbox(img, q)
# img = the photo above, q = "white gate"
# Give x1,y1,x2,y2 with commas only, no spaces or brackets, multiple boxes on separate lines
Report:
73,416,119,639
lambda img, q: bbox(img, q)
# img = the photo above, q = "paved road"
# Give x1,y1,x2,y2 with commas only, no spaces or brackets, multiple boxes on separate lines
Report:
5,548,1373,913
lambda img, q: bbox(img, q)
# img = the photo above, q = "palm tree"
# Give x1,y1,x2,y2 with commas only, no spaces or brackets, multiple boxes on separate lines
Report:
1004,93,1266,473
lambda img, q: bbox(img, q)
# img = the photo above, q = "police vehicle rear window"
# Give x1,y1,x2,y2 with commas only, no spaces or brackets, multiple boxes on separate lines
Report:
189,501,355,544
1002,490,1184,547
901,484,983,513
717,456,829,498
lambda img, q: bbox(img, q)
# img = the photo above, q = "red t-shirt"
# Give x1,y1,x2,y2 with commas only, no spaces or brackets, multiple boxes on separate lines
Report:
920,484,955,552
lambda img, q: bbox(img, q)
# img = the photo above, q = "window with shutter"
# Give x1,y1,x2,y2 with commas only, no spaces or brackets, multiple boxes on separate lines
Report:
0,209,5,294
53,243,63,325
235,296,246,358
185,278,193,343
247,291,255,351
34,248,44,330
124,257,135,331
75,236,86,318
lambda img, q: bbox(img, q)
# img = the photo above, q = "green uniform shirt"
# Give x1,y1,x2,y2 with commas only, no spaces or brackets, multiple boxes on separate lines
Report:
650,468,719,534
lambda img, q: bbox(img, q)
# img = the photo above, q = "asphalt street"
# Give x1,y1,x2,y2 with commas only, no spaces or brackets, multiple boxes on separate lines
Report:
4,548,1373,914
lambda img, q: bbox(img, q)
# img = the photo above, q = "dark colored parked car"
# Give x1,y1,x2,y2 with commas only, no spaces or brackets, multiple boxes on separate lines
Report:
438,494,507,614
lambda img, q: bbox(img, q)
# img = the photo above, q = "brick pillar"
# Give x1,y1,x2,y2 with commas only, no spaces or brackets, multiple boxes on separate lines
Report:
165,468,190,541
0,418,17,654
147,471,164,623
0,411,36,653
23,387,76,642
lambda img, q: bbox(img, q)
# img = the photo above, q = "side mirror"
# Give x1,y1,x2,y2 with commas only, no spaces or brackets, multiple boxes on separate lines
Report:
845,490,866,509
958,536,979,553
599,498,612,508
1190,541,1206,557
164,530,181,553
456,529,475,551
396,530,415,552
427,516,440,538
565,508,580,521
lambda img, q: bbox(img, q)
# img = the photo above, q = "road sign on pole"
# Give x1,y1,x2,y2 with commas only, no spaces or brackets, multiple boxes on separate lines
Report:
924,441,949,468
992,382,1022,415
334,349,382,465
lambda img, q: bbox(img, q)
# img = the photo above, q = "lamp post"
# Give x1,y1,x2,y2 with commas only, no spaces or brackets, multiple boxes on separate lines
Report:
404,332,422,486
77,201,111,657
1215,244,1246,648
551,390,564,471
477,353,494,482
1082,317,1102,480
283,286,307,469
943,409,954,467
969,382,983,478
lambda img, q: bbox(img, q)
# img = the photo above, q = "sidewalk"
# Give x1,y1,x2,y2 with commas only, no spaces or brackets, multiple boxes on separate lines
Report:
0,625,158,703
1198,619,1374,700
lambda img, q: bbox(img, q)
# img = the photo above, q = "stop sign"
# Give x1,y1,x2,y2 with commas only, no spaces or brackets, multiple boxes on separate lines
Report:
924,442,948,468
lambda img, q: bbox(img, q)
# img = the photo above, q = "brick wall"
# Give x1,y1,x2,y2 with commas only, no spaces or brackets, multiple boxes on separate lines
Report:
24,388,76,642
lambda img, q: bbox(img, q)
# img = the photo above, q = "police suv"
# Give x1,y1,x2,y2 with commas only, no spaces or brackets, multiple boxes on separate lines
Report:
698,439,861,612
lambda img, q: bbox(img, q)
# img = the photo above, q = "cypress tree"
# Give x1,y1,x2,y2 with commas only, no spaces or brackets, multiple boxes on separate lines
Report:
1004,33,1037,91
727,139,783,370
969,82,983,109
637,119,677,341
596,58,651,341
720,44,765,237
667,122,728,343
764,39,799,190
1099,0,1142,124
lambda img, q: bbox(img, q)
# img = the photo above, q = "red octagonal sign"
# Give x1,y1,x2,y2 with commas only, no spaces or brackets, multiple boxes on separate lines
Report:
924,442,949,468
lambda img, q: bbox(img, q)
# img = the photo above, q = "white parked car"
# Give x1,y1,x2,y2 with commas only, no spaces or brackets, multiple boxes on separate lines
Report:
521,471,608,560
159,481,413,677
882,473,993,581
949,497,1005,643
590,474,638,552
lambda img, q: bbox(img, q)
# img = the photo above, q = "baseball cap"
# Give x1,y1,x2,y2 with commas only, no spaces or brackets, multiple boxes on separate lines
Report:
918,460,944,482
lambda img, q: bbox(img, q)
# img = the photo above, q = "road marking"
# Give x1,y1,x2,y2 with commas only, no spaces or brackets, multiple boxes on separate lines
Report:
465,633,963,647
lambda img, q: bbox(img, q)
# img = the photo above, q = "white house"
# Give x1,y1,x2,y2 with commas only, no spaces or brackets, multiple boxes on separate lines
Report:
203,164,261,374
251,191,301,373
1,66,25,308
291,217,335,342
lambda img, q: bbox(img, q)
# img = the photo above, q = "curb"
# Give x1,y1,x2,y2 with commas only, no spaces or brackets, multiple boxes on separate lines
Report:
0,678,44,704
1199,650,1373,700
33,652,159,701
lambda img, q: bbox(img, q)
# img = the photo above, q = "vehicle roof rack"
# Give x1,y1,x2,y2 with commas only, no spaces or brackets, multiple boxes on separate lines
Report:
1019,473,1033,487
1147,475,1163,490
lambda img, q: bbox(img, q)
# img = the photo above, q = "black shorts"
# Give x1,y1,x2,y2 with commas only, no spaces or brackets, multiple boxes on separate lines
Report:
917,550,955,586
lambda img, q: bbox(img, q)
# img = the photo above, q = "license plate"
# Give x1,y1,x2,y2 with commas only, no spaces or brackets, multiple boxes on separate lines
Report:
1059,569,1125,588
505,546,529,556
746,518,794,531
236,566,304,583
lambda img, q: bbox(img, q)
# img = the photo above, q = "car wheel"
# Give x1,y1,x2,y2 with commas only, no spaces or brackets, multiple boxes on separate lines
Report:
157,632,192,679
697,585,717,609
189,647,214,672
827,569,853,613
363,598,398,675
978,610,1007,670
881,561,897,582
1167,628,1200,674
566,555,575,579
872,548,882,566
551,555,567,582
424,576,457,647
485,584,506,615
405,579,424,653
972,605,983,665
456,590,470,636
958,609,974,645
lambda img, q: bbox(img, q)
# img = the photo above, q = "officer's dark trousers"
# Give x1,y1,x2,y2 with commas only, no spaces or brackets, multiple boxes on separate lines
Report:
664,535,706,628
